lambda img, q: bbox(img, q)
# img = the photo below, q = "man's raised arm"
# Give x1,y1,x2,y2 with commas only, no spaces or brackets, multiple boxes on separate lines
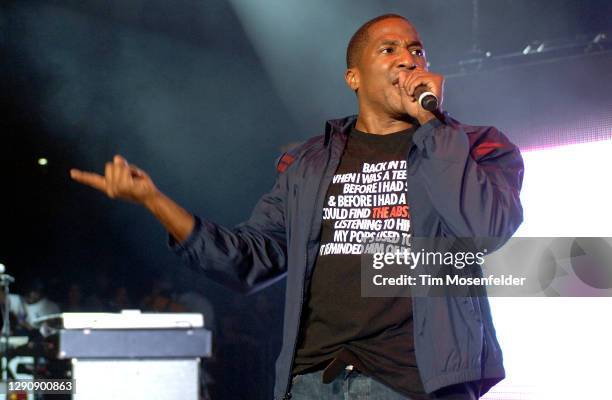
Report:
70,155,194,243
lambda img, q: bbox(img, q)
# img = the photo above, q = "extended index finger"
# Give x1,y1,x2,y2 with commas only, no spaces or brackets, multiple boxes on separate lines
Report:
70,169,107,192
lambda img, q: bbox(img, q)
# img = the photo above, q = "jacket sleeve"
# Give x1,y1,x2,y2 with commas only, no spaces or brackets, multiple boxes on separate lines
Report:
169,169,289,295
411,116,524,250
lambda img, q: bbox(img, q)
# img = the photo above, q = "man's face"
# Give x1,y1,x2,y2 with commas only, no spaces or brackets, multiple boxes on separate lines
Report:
347,18,428,118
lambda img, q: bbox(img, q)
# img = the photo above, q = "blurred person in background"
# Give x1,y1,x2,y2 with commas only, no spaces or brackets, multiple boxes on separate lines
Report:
0,279,60,331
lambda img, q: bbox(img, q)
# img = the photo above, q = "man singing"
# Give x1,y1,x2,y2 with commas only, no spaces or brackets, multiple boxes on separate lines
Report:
71,14,523,400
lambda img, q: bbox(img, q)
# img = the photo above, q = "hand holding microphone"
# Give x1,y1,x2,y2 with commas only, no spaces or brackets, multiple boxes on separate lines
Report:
398,68,444,124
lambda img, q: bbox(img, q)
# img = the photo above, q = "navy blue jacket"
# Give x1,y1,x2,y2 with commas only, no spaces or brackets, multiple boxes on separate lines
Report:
172,113,524,399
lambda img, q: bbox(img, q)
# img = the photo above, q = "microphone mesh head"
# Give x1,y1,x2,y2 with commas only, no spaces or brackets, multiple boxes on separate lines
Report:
421,94,438,112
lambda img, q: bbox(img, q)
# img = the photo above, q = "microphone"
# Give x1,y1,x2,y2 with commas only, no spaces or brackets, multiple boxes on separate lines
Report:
414,85,438,112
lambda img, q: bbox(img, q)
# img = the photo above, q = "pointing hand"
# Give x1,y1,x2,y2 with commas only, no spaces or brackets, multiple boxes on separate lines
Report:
70,155,159,205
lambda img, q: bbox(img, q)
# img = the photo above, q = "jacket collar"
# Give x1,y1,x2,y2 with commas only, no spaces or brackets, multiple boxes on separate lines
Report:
323,111,452,146
324,115,357,146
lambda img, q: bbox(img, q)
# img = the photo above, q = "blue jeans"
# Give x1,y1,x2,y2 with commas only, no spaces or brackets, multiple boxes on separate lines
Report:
289,369,479,400
289,369,415,400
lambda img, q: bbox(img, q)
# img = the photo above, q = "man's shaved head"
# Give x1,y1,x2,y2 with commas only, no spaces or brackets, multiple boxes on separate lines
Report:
346,14,410,69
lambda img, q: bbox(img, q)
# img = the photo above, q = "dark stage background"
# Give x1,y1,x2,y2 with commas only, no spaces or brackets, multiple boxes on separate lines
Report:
1,1,611,399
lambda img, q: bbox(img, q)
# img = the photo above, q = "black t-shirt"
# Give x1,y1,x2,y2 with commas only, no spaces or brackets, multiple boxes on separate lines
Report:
292,126,427,398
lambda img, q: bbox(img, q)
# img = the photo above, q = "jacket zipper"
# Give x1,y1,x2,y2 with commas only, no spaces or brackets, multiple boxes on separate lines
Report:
282,139,335,399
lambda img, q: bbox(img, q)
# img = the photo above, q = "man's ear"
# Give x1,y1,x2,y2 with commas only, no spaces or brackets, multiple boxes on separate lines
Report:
345,68,359,92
